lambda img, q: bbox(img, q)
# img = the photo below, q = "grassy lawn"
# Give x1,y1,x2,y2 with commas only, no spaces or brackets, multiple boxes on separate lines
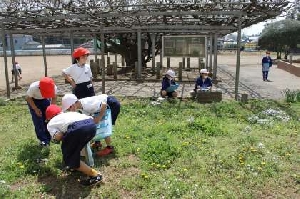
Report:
0,98,299,198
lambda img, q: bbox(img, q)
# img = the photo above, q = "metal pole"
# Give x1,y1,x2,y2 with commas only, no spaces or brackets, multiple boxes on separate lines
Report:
94,36,97,60
70,31,74,63
151,33,156,72
160,35,163,68
101,32,105,94
209,34,213,72
205,36,208,69
137,29,142,79
41,36,48,77
1,24,10,98
213,33,218,80
235,17,242,100
9,33,18,88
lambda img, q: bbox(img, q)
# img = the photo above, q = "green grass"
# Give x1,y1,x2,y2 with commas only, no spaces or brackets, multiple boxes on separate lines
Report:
0,98,299,198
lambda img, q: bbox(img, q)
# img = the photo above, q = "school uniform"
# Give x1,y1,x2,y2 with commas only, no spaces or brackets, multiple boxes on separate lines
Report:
195,77,212,91
63,64,95,99
47,112,96,169
80,94,120,125
262,56,272,81
161,76,177,97
11,63,22,75
26,81,57,145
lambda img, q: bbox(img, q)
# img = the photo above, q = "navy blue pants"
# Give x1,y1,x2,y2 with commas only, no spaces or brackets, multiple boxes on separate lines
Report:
262,71,269,81
107,96,120,125
62,119,96,169
74,81,95,99
28,99,51,144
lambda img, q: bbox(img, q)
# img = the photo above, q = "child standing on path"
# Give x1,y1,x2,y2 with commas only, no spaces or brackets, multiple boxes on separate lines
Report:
62,47,95,99
11,61,22,82
26,77,57,146
61,93,121,156
262,51,273,82
45,104,103,186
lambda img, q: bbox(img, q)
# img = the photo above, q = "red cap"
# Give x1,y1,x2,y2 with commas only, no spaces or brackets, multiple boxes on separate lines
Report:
46,104,62,120
39,77,55,98
72,47,90,59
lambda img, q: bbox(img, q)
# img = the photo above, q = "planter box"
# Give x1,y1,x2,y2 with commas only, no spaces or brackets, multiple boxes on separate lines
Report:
196,91,222,103
277,61,300,77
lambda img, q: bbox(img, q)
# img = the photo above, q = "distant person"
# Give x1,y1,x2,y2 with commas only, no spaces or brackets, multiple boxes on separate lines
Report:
262,51,273,82
161,69,179,98
11,61,22,82
45,104,103,186
62,47,95,99
26,77,57,146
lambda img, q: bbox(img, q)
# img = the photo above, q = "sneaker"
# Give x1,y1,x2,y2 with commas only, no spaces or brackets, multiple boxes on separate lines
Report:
96,146,114,157
80,174,103,186
40,141,49,147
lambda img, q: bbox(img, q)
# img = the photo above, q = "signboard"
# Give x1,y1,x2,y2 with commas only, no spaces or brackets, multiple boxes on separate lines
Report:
162,35,206,57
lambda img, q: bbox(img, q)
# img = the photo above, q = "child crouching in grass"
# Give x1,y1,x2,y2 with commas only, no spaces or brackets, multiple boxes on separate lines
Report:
45,104,104,186
61,93,120,157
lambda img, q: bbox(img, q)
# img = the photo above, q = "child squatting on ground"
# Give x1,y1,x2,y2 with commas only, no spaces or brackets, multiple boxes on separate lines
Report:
61,93,121,156
161,69,178,98
45,104,103,186
26,77,57,147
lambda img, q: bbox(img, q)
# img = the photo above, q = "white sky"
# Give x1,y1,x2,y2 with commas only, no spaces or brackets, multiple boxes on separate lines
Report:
242,0,295,35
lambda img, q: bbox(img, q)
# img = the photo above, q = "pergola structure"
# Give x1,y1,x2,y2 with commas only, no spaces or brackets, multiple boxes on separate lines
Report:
0,0,289,99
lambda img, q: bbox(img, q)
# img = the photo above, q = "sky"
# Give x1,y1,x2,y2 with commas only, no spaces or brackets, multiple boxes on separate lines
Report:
242,0,295,36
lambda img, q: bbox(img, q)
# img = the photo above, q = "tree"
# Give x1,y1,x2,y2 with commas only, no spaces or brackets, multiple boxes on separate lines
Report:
258,19,300,59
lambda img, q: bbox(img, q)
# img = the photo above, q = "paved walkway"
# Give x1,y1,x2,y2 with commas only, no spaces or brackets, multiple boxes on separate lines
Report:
1,64,299,101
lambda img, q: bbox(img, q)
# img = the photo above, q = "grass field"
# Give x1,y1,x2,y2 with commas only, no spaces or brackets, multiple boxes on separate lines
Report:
0,98,299,198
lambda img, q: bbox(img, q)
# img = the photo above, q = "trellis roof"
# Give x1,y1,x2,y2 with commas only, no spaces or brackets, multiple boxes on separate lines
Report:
0,0,289,36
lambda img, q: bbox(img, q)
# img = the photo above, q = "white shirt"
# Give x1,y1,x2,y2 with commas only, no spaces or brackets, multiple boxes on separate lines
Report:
62,64,93,84
12,63,21,70
47,112,93,137
80,94,108,115
26,81,58,99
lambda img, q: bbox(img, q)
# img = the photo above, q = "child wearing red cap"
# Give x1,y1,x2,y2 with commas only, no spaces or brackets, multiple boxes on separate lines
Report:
26,77,57,146
62,47,95,99
46,104,103,186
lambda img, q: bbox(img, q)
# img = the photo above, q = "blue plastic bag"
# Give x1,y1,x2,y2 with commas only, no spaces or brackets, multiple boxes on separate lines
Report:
93,108,112,141
166,83,179,92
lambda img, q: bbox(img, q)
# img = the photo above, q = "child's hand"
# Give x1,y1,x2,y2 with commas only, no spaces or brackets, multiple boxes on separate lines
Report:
34,108,42,117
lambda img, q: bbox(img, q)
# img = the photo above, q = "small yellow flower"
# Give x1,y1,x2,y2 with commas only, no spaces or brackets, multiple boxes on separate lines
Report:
136,148,140,152
162,165,166,168
261,161,266,165
183,168,188,172
19,165,25,169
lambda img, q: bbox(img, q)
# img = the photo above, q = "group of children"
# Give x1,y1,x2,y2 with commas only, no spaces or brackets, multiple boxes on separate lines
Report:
25,47,216,186
26,47,120,186
161,68,213,99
